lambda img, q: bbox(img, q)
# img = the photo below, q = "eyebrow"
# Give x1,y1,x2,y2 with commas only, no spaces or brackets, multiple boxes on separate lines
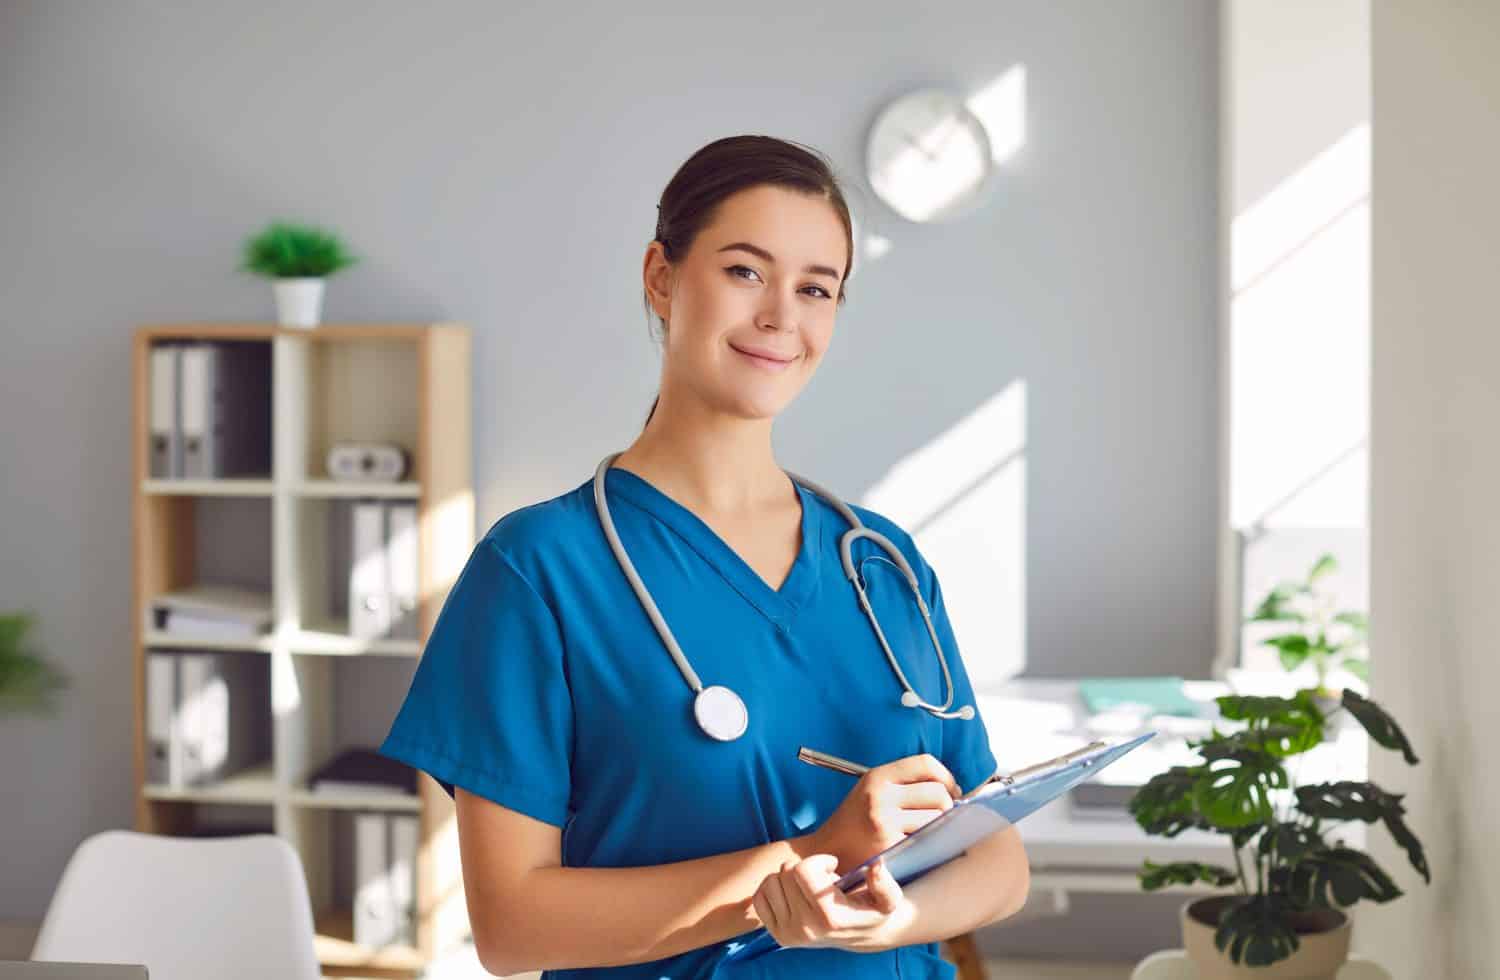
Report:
716,241,843,282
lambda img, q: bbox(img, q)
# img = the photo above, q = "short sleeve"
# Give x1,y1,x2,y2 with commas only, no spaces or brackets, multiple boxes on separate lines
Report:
922,563,999,797
379,537,574,827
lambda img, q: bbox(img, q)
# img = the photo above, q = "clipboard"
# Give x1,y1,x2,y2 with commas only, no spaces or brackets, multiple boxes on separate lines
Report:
725,731,1156,961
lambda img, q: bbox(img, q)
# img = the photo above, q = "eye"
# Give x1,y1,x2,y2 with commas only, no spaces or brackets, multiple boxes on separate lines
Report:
727,265,833,300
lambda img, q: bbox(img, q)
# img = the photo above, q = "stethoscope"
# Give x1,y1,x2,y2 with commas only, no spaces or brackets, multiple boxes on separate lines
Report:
592,452,975,742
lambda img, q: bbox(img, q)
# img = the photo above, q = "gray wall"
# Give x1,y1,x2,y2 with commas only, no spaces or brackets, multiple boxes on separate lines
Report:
0,0,1220,942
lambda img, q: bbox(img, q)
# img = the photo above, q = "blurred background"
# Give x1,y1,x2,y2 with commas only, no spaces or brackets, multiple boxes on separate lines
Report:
2,1,1495,978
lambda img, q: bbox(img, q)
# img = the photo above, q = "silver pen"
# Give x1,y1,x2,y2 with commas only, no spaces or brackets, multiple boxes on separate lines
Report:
797,746,1001,801
796,746,871,778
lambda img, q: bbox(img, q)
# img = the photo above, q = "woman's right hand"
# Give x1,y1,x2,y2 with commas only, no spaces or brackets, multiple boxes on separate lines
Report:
803,753,961,874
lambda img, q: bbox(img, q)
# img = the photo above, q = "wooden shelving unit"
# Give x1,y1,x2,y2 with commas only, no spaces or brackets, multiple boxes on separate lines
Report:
131,322,474,977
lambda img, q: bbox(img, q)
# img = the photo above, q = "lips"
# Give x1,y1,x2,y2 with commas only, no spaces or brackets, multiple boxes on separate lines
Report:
730,343,797,364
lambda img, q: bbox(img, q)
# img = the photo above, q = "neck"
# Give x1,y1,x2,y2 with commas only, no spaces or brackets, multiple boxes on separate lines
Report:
614,386,790,516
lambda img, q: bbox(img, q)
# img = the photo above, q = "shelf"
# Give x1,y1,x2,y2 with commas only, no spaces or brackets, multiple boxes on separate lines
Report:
142,478,274,497
294,479,421,499
143,630,274,653
141,761,278,805
288,787,422,812
313,907,424,974
142,626,417,657
133,323,474,974
286,620,422,657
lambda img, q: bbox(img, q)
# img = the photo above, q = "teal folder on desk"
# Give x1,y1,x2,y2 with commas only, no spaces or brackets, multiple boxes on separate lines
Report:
1078,676,1200,718
725,732,1157,962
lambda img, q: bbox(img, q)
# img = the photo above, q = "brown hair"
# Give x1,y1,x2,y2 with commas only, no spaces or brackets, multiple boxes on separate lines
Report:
640,135,855,430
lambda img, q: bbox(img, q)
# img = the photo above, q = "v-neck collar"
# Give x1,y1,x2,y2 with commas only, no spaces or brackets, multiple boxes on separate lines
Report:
602,465,822,632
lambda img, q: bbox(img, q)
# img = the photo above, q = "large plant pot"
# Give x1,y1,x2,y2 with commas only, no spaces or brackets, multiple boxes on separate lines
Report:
273,277,325,328
1181,896,1350,979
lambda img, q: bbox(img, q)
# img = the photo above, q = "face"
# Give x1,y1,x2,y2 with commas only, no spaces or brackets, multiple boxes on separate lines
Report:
643,183,848,421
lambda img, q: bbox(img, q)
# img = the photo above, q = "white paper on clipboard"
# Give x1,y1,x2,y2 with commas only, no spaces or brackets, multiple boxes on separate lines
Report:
724,731,1157,963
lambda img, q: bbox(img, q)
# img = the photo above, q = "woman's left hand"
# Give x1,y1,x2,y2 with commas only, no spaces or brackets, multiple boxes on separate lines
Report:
750,854,916,952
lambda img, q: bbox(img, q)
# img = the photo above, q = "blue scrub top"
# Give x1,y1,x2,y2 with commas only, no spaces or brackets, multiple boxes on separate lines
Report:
379,466,999,980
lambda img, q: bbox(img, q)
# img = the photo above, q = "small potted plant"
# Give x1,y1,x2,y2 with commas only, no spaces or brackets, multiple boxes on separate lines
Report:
1245,553,1368,695
1128,684,1428,977
0,611,68,715
239,221,359,328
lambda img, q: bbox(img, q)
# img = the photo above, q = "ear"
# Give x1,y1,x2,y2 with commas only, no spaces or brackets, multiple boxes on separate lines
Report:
642,241,674,321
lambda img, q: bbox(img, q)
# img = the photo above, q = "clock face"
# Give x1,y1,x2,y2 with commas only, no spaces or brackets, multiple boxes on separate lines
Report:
866,88,994,223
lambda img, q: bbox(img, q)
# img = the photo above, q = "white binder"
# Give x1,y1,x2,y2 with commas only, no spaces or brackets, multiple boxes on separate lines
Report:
389,814,419,946
354,811,398,947
148,345,181,478
350,501,390,640
386,502,419,641
146,652,180,786
179,344,214,479
177,653,214,786
169,651,268,786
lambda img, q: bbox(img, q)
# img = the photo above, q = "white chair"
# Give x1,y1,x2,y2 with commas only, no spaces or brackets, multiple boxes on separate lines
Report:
31,830,321,980
1132,950,1392,979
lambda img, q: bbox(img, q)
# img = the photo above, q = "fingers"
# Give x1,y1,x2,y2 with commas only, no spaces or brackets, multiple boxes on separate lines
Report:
880,780,954,835
786,854,841,911
881,753,961,799
775,854,890,944
861,860,903,915
897,808,947,834
890,780,957,814
754,862,795,936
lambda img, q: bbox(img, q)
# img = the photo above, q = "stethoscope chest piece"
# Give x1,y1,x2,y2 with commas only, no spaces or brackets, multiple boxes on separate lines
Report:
694,685,749,742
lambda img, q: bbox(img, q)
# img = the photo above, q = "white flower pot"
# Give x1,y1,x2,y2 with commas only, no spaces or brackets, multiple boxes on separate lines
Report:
1182,896,1350,979
273,278,325,328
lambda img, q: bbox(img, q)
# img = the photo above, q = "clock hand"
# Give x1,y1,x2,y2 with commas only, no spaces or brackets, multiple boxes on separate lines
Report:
899,128,937,163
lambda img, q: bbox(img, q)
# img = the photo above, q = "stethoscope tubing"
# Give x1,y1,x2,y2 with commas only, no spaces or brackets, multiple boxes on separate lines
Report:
593,452,974,735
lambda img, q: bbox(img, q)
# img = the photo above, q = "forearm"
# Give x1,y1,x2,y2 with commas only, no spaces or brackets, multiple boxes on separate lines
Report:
483,834,814,973
872,827,1030,951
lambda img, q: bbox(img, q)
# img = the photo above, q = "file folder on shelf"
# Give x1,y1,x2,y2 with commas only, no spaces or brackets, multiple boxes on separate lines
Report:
386,502,419,641
148,583,272,638
148,344,182,478
350,500,391,640
308,748,417,797
353,812,419,948
179,342,272,479
389,814,419,946
146,652,181,785
144,650,270,789
354,812,394,947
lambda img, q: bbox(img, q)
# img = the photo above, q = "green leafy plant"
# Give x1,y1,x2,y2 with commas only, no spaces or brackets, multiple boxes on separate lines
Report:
1247,553,1368,689
239,221,359,279
1129,687,1428,967
0,611,68,715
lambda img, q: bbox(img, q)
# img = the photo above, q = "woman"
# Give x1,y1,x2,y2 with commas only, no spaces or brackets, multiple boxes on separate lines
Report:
379,135,1030,979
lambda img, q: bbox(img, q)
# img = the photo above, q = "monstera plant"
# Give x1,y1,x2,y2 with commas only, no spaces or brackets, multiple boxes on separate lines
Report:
1128,686,1428,975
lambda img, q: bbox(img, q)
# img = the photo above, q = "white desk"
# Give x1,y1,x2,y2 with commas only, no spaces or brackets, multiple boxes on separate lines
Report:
979,677,1368,896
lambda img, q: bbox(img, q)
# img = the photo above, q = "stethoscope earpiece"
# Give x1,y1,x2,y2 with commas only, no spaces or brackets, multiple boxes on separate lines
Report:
900,691,921,708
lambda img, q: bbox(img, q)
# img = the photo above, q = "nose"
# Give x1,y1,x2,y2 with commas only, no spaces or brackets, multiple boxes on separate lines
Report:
756,288,800,333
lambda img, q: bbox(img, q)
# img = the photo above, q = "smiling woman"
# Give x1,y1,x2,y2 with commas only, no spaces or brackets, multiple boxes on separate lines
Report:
377,134,1028,980
639,135,856,431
